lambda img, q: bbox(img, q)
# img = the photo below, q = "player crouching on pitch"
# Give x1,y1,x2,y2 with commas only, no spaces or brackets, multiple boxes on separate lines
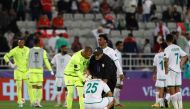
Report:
152,42,170,108
84,72,115,109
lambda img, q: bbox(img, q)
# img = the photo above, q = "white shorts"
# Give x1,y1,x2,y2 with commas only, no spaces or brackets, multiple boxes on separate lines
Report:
85,97,113,109
55,77,66,87
167,70,182,86
155,79,167,88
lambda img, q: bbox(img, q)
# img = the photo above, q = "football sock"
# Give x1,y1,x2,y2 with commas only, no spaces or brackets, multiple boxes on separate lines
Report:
66,86,74,109
25,79,34,104
155,91,159,103
77,86,84,109
16,80,22,104
177,92,183,109
114,88,120,105
171,94,178,109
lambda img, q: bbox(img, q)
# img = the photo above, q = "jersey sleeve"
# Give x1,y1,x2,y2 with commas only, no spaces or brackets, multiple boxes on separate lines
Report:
3,48,15,63
179,48,187,57
73,56,85,82
51,55,56,65
103,82,111,93
164,48,169,58
153,55,157,66
43,50,52,71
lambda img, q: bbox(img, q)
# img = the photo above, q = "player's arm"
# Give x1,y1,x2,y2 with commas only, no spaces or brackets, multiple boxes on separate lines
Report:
179,48,188,68
152,56,157,81
74,63,85,82
111,52,124,80
43,50,53,72
164,58,169,75
3,49,14,63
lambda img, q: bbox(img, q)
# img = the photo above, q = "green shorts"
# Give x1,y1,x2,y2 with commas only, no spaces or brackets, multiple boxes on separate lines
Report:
64,75,84,87
14,70,27,81
29,73,43,83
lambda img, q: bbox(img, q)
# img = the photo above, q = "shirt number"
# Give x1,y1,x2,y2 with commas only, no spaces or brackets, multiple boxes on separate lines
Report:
86,83,99,94
175,53,179,64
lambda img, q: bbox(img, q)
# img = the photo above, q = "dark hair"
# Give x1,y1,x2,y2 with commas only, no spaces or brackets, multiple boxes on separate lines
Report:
166,34,174,43
61,45,67,48
34,38,40,45
115,41,122,47
99,34,108,42
84,46,92,52
160,42,168,50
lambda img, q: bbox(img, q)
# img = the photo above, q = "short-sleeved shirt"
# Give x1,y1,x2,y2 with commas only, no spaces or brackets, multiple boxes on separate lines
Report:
4,46,29,72
153,52,166,80
103,46,118,61
164,44,187,73
51,53,71,77
64,50,89,77
84,79,110,103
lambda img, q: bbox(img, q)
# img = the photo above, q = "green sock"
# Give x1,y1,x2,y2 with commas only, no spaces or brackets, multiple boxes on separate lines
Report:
66,86,74,109
77,87,84,109
25,80,34,104
16,80,22,104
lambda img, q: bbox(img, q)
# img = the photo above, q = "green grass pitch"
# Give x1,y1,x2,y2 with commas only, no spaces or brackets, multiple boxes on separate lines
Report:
0,101,190,109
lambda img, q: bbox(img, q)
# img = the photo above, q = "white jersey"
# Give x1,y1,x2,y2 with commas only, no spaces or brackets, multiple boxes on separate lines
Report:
164,44,187,73
153,52,166,80
103,46,123,75
51,53,71,77
115,49,122,65
84,79,110,103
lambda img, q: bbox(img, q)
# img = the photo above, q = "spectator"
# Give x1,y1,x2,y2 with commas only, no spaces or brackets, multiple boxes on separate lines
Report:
142,0,153,22
37,14,51,28
162,6,173,22
69,0,79,13
13,0,27,21
57,0,70,13
109,0,122,14
184,9,190,23
176,31,189,52
102,14,115,29
187,0,190,9
171,5,181,22
123,33,138,53
126,15,139,30
4,31,15,49
79,0,91,13
71,36,82,52
154,20,170,39
142,38,151,53
48,31,59,54
183,61,190,79
123,0,137,18
41,0,52,20
52,13,64,29
100,0,111,14
55,33,69,53
0,32,10,52
30,0,42,21
91,0,100,13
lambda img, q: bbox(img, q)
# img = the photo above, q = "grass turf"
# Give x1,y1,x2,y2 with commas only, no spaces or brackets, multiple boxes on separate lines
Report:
0,101,190,109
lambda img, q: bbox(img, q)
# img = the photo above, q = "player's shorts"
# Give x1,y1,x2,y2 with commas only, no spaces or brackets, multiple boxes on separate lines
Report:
29,73,43,83
155,79,167,88
167,70,182,86
64,74,83,87
55,77,66,87
14,70,28,81
85,97,113,109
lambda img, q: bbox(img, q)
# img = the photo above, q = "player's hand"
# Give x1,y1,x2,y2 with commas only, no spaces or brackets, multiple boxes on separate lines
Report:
8,62,17,69
119,74,125,81
152,74,156,81
50,71,54,76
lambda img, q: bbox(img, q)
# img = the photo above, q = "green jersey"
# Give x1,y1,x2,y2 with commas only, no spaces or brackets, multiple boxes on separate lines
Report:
64,50,89,81
4,46,29,72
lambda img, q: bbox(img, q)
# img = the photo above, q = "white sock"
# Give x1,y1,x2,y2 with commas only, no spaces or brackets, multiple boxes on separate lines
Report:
155,92,159,103
171,94,178,109
159,98,164,107
114,88,120,105
57,91,62,105
177,92,183,109
165,93,170,104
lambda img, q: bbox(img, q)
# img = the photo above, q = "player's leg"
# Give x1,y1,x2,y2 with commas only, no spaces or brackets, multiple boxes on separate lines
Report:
113,87,120,105
107,79,117,109
105,97,114,109
75,79,84,109
175,73,183,109
158,87,164,108
152,80,160,107
29,73,38,106
55,78,62,107
35,74,43,107
63,87,68,107
14,71,23,107
64,75,75,109
167,71,178,109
